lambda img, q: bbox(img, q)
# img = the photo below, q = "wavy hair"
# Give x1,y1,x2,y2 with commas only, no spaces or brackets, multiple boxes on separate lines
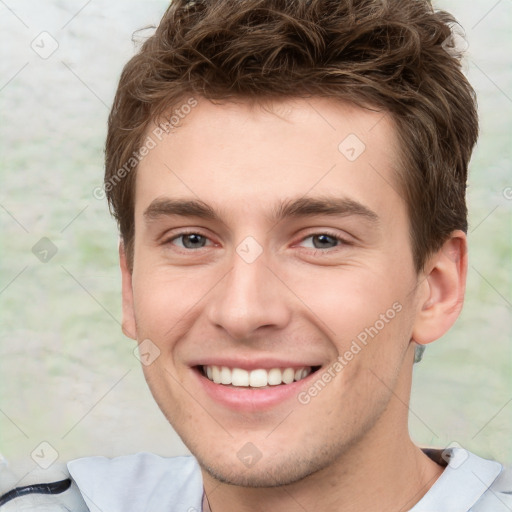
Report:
105,0,478,271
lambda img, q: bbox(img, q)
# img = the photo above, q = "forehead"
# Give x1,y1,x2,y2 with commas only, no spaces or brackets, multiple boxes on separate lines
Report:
135,96,404,222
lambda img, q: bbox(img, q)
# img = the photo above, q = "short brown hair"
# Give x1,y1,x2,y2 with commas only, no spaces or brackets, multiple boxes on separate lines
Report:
105,0,478,272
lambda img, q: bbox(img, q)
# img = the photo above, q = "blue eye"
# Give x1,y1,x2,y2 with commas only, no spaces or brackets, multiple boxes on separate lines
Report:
166,232,345,252
300,234,341,249
172,233,209,249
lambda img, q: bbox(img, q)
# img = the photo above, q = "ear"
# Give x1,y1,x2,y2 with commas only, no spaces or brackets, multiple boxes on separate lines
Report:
412,230,468,345
119,240,137,340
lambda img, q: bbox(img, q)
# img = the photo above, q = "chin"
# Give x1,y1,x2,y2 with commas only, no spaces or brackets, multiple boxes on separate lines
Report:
196,445,340,488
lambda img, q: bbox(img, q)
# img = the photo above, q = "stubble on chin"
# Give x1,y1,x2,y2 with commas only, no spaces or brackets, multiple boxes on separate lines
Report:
196,438,360,489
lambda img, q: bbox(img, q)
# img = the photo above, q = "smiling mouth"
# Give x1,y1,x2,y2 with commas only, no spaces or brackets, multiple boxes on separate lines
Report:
199,365,321,388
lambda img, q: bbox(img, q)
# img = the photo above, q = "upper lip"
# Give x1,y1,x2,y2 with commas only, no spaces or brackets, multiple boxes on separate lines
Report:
190,357,323,371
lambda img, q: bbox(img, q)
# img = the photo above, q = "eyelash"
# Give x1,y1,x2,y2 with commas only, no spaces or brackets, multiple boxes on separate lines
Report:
164,230,215,251
296,231,350,252
164,229,350,253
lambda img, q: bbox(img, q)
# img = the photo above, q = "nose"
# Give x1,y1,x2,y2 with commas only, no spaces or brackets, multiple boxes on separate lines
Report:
205,248,292,341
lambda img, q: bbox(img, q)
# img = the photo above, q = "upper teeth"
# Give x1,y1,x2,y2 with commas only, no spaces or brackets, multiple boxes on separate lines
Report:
204,366,312,387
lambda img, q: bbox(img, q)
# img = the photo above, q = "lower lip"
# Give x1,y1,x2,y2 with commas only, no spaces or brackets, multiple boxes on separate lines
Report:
193,368,319,411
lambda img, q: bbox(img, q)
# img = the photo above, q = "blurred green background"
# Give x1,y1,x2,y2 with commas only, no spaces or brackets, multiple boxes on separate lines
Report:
0,0,511,473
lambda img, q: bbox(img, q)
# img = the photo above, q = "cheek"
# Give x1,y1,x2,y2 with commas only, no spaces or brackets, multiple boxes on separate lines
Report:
286,265,416,382
288,266,407,337
131,267,206,337
130,265,229,372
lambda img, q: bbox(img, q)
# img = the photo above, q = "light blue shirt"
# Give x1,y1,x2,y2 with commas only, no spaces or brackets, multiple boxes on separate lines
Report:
66,447,512,511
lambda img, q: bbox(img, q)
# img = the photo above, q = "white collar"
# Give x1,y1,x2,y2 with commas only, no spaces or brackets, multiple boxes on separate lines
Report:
68,453,203,512
411,447,503,511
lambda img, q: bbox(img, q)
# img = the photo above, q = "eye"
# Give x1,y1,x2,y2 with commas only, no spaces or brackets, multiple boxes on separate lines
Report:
170,233,211,249
299,233,343,250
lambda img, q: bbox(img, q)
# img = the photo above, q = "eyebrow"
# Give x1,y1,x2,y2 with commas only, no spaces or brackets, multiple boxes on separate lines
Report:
143,196,379,225
271,196,379,224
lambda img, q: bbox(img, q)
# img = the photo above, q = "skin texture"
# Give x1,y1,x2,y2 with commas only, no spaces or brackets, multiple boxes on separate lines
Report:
119,97,467,511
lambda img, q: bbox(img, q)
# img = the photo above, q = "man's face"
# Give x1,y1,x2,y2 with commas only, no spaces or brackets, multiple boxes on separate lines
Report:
123,97,426,486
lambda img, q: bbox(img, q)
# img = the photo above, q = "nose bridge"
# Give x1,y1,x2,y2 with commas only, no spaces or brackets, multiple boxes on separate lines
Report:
206,244,291,339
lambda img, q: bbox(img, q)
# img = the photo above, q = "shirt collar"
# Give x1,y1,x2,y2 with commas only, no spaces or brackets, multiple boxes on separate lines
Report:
410,447,503,512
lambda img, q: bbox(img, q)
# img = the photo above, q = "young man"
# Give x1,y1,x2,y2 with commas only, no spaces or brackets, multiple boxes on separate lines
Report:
1,0,510,510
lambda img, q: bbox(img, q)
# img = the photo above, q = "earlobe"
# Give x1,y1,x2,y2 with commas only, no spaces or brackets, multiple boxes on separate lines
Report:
119,240,137,340
412,231,468,346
